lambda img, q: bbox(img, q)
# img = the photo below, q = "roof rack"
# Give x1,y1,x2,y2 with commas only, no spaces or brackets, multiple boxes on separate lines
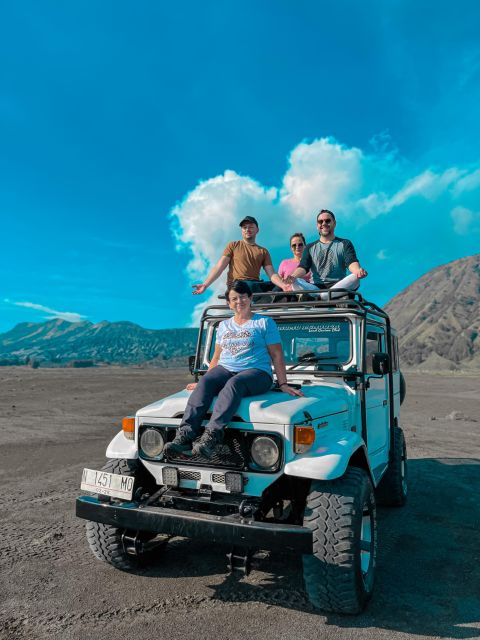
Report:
202,289,389,323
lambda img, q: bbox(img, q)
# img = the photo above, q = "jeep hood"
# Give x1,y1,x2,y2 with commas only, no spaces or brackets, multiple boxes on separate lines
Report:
137,387,348,424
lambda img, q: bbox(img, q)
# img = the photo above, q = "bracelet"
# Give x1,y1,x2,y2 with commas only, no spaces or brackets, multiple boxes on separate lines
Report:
279,382,288,387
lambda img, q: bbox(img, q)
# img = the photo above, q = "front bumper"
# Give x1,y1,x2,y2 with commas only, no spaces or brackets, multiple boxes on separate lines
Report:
76,495,312,554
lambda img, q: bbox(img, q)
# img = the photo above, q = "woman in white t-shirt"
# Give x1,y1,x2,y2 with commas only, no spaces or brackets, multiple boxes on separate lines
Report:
165,280,303,459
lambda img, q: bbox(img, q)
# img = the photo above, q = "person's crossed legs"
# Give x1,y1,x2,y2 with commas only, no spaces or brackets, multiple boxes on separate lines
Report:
291,273,359,299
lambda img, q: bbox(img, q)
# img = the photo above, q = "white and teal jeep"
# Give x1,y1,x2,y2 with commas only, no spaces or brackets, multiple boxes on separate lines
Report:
76,292,407,614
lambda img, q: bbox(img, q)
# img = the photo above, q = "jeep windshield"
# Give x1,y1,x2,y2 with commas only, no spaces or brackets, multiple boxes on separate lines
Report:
206,318,352,371
276,318,351,369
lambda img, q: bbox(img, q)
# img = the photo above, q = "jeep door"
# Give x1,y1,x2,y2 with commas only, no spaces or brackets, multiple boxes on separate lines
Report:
365,325,389,462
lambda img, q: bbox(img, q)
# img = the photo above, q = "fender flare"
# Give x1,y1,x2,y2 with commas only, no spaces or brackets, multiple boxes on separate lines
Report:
284,431,373,482
105,431,138,460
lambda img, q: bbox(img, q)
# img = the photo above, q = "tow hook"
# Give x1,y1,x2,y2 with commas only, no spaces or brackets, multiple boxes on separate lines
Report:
227,546,253,575
121,531,144,556
238,499,261,519
121,530,169,557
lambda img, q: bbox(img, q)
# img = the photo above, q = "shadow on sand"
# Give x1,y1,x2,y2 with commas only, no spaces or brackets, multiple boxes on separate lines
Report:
209,458,479,638
135,458,479,638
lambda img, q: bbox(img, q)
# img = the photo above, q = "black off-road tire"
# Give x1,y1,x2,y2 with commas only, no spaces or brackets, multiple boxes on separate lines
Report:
302,467,377,614
85,458,160,571
376,426,407,507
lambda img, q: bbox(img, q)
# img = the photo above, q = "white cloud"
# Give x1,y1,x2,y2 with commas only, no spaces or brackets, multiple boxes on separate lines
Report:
453,169,480,197
170,170,281,320
368,130,398,157
280,137,363,217
4,299,86,323
376,249,389,260
357,168,464,217
450,206,480,235
171,170,278,275
169,136,480,322
390,168,461,204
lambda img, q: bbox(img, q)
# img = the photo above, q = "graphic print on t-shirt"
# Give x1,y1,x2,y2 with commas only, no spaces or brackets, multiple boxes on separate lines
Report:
318,244,336,280
220,328,254,356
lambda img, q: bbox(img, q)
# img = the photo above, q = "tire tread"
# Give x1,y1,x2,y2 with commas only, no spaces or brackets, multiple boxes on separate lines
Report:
302,467,376,614
85,458,140,571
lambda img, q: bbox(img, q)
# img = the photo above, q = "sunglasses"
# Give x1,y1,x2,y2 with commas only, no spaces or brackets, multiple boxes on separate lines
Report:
317,219,332,225
291,242,304,248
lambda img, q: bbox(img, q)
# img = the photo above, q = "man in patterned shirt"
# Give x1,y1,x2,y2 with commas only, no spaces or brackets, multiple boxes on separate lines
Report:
284,209,367,295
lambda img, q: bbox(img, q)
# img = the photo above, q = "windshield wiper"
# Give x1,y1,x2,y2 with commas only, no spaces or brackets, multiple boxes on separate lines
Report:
287,352,338,371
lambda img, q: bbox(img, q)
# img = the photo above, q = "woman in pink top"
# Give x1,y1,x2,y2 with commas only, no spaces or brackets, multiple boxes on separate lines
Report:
278,232,311,290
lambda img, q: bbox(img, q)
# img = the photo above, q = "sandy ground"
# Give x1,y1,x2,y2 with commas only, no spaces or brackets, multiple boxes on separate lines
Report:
0,366,479,640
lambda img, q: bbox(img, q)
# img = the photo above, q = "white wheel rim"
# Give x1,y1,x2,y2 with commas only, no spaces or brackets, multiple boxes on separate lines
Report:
360,509,373,576
401,447,408,495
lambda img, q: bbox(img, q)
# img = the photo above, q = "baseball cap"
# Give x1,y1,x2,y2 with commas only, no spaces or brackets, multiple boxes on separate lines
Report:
239,216,258,227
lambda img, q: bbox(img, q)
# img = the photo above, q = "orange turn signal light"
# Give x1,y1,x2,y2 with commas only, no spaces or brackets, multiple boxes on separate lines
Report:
294,425,315,453
122,416,135,440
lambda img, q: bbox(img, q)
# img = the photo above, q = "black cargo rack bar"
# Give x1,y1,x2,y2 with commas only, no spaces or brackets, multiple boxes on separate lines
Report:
200,289,389,323
193,290,390,381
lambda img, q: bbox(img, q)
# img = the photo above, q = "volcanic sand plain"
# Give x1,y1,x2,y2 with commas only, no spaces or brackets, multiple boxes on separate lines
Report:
0,366,479,640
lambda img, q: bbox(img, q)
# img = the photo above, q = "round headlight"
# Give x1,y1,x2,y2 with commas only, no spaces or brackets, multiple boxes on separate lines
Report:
140,429,165,458
251,436,280,469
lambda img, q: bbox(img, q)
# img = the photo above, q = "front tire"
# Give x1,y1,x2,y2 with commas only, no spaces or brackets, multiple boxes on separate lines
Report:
302,467,377,614
85,458,164,570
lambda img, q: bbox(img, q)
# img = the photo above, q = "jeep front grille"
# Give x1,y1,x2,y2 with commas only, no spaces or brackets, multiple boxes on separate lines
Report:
179,470,201,481
169,433,246,470
139,425,283,473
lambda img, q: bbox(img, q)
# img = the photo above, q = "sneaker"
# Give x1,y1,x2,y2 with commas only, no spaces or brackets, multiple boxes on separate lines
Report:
164,427,194,455
192,429,223,459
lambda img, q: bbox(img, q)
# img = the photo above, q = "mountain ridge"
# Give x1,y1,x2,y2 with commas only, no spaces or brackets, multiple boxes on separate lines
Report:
2,254,479,369
385,253,480,370
0,319,198,366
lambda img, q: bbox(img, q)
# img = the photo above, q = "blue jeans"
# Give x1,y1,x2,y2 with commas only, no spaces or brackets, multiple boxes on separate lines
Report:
181,365,273,435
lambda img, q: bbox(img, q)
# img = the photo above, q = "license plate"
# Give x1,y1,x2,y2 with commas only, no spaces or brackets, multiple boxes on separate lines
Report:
81,468,134,500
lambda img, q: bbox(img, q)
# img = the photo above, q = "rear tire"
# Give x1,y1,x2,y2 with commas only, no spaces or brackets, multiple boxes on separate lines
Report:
302,467,377,614
376,426,407,507
85,458,164,570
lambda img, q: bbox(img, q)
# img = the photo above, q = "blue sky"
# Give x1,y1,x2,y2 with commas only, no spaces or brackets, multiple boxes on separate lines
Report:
1,1,480,332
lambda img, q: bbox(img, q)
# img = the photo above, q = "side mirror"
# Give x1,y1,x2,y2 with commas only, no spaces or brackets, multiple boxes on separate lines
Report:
188,355,196,376
372,352,390,376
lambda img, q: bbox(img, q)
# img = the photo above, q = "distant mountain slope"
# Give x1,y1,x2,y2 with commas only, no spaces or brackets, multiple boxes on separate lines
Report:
385,254,480,369
0,319,198,365
3,256,479,369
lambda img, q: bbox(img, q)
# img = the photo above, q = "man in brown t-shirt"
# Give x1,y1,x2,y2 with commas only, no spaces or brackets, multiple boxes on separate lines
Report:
192,216,288,295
